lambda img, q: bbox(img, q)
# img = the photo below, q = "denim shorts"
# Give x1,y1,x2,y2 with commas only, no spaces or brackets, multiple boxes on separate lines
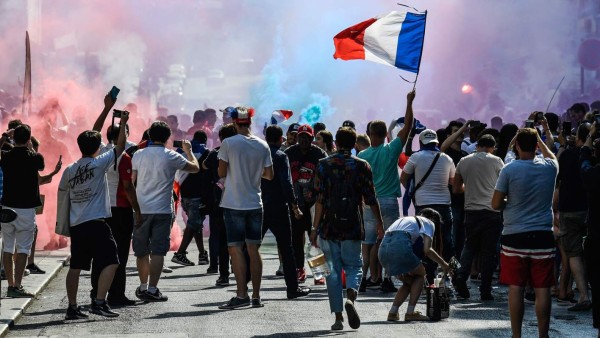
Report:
223,208,263,247
378,230,421,276
132,214,173,257
363,197,400,245
181,198,205,233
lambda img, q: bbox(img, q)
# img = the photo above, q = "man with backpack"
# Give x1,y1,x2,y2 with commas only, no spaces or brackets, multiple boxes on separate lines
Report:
310,127,383,331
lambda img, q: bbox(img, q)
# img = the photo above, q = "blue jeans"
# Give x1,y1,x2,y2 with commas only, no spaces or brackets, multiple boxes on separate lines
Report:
181,198,205,233
319,239,362,313
223,208,263,247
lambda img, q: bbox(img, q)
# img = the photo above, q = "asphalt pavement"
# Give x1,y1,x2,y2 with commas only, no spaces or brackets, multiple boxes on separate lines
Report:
3,233,596,338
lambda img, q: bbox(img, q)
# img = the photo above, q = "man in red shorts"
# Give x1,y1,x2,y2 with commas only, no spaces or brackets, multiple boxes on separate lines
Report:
492,128,558,338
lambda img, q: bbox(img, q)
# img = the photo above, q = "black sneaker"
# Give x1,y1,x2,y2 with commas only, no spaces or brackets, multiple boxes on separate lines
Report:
453,279,470,300
216,277,230,287
480,292,494,301
287,287,311,299
251,298,264,308
366,278,382,288
107,296,137,306
359,277,367,293
171,252,195,266
143,288,168,302
206,266,218,274
90,301,119,317
218,296,250,309
26,263,46,274
65,305,89,320
380,278,397,293
134,287,145,300
198,250,209,265
0,207,17,223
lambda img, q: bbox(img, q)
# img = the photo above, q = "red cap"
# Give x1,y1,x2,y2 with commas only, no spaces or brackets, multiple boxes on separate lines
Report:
297,124,314,137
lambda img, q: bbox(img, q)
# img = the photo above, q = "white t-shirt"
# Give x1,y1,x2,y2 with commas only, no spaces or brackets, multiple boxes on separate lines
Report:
59,149,115,227
132,145,188,214
403,150,455,206
387,216,435,244
100,142,136,207
218,134,272,210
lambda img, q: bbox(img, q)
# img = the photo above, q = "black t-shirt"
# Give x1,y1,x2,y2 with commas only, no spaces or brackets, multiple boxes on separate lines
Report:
0,147,44,208
557,146,587,212
180,149,210,199
204,148,223,208
444,147,465,205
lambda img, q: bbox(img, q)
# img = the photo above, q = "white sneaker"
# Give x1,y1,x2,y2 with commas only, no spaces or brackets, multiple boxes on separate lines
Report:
24,269,31,276
162,265,173,273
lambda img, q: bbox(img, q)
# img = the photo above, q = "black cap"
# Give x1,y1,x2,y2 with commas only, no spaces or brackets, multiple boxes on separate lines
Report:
287,123,300,133
342,120,356,130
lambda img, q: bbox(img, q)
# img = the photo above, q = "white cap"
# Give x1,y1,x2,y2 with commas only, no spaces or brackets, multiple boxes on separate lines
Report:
419,129,439,145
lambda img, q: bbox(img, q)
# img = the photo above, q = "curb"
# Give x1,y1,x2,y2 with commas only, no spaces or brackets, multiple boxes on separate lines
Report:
0,251,70,337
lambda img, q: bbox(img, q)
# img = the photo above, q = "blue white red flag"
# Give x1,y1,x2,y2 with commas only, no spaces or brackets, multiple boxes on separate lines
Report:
333,11,427,73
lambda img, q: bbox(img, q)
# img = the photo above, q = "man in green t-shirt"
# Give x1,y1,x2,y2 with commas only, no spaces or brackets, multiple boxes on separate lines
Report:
357,90,415,293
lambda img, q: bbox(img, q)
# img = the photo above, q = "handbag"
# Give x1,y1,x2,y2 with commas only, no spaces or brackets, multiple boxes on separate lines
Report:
426,274,450,321
411,152,442,206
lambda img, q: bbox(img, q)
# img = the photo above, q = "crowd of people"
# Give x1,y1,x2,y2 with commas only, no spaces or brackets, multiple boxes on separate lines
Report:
0,89,598,338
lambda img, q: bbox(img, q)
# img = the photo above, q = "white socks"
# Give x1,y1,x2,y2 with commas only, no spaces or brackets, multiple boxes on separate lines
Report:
139,283,148,291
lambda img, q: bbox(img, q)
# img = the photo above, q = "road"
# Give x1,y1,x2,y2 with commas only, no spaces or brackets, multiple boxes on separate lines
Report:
7,233,596,338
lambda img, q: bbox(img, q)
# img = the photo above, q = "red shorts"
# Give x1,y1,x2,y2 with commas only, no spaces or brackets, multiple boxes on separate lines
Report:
499,231,555,288
500,247,555,288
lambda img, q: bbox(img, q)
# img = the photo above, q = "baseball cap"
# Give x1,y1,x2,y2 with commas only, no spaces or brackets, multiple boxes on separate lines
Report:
342,120,356,129
287,123,300,133
297,124,314,137
229,106,254,124
419,129,439,145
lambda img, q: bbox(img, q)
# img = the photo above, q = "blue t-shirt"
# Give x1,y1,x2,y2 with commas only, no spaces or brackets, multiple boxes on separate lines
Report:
495,157,558,235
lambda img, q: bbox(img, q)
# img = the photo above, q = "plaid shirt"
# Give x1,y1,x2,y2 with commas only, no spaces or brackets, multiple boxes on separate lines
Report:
314,150,378,240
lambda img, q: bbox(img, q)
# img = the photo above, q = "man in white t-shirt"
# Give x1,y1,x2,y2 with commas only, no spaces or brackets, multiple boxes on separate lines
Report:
217,107,274,309
131,121,200,302
58,94,128,319
400,129,456,283
452,135,504,301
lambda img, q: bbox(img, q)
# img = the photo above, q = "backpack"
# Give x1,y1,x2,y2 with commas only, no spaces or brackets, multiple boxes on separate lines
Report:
322,160,361,234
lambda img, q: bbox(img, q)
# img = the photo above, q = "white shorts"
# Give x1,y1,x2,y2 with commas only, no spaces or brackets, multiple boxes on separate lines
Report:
1,207,36,254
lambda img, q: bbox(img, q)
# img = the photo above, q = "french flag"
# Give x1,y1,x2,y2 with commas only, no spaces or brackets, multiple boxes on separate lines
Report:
333,11,427,73
270,109,294,125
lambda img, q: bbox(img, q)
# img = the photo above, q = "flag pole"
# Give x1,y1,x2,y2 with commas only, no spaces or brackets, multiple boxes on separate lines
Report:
22,31,32,117
412,10,428,91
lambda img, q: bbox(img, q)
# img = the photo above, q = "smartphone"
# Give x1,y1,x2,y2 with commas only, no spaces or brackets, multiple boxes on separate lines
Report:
109,86,120,101
536,112,544,122
562,121,572,136
469,120,481,128
172,140,183,148
525,120,534,128
113,109,126,118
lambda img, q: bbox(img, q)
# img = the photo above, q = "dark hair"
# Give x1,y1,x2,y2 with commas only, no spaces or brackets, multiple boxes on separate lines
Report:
149,121,171,143
218,123,237,141
193,130,208,144
417,208,442,229
142,129,150,141
31,136,40,151
470,123,486,140
445,120,464,135
516,128,538,152
369,120,387,138
313,122,326,135
497,123,519,160
335,127,357,149
77,130,102,156
8,119,22,130
106,123,129,142
13,124,31,144
193,110,205,124
317,130,334,152
477,134,496,148
544,112,559,133
577,123,591,144
365,121,372,136
477,128,500,142
436,128,448,145
266,125,283,144
570,103,586,115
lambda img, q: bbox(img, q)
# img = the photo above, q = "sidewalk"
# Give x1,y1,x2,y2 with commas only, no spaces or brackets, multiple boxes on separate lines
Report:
0,249,69,337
